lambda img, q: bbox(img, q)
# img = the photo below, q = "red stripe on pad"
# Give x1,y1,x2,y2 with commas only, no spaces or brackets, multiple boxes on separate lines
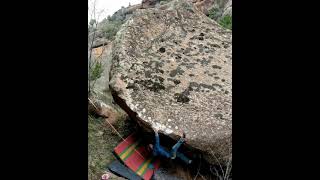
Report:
114,133,161,180
124,146,146,171
114,133,137,154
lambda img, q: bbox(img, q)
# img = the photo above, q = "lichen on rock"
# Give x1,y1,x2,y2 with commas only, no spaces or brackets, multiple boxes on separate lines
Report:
110,0,231,165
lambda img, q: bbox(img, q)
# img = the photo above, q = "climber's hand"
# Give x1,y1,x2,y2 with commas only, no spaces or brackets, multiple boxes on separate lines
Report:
179,130,186,139
182,131,186,139
152,126,159,134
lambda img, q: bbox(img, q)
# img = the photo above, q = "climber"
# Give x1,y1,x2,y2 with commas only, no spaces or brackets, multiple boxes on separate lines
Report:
148,128,192,165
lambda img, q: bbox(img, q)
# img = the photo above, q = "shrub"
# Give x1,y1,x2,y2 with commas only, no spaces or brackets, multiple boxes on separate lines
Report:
90,61,103,81
181,1,194,12
160,1,168,5
208,7,222,21
208,7,232,30
219,15,232,30
89,19,96,26
102,19,124,40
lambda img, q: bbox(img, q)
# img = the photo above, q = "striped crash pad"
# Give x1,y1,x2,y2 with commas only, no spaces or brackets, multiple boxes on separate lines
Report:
108,160,141,180
114,133,161,180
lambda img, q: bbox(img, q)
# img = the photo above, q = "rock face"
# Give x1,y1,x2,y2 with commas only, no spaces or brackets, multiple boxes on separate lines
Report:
189,0,215,15
207,0,232,16
163,0,232,17
141,0,159,8
89,43,128,125
110,0,231,164
90,44,113,101
222,0,232,16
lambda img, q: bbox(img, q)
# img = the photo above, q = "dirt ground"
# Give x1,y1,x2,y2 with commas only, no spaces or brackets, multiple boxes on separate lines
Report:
88,114,137,180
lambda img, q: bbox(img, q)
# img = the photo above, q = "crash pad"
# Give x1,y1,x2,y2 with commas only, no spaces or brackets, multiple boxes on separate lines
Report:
108,160,142,180
114,133,161,180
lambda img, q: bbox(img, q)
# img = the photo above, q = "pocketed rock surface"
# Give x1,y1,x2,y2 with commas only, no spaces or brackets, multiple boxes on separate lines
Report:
110,0,232,164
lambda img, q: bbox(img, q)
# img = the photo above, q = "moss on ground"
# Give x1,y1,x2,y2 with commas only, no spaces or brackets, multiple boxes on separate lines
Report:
88,115,136,180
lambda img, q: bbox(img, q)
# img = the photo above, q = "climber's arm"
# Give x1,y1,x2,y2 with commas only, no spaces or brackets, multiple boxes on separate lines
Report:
154,129,160,147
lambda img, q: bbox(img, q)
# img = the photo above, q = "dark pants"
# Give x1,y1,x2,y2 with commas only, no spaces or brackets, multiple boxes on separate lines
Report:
154,133,190,164
170,138,185,158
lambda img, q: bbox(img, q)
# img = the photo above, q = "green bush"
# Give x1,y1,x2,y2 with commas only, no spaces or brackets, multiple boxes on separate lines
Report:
208,7,222,21
207,6,232,30
90,61,103,81
89,19,96,26
160,0,169,3
102,20,124,40
219,15,232,30
181,1,194,12
160,1,168,5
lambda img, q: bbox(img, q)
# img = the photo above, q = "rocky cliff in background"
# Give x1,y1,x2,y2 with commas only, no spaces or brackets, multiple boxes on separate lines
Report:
88,0,231,51
141,0,232,16
92,0,232,30
109,0,231,164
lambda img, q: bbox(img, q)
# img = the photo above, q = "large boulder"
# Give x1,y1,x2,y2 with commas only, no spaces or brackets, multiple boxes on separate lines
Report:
110,0,231,164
